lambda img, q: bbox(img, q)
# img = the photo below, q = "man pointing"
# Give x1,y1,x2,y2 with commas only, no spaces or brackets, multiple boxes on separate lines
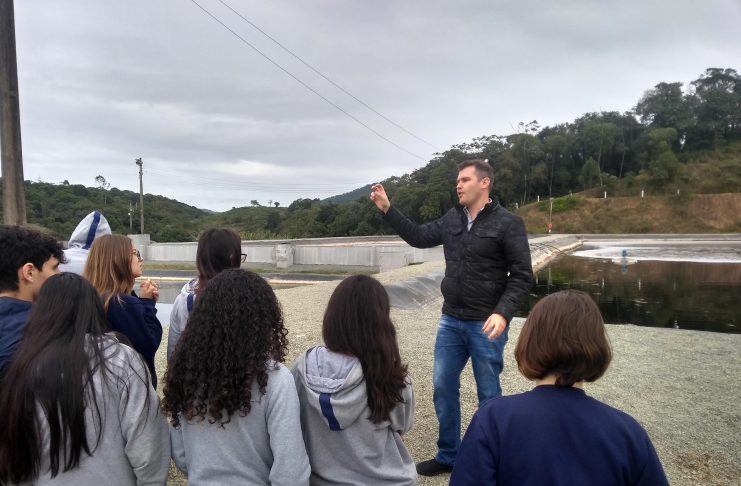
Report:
371,159,534,476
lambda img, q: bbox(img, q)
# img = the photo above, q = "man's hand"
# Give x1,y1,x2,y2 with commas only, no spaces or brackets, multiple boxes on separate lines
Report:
370,183,391,213
482,313,507,340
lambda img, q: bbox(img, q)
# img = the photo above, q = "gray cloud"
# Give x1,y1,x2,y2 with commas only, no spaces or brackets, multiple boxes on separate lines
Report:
13,0,741,210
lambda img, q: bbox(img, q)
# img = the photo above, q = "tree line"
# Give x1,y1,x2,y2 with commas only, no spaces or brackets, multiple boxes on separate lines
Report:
261,67,741,238
2,67,739,241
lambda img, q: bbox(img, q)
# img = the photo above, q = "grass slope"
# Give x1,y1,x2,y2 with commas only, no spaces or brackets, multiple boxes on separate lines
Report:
518,193,741,234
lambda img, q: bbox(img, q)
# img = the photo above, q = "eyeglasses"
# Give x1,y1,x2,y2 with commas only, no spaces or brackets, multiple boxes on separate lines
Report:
241,253,247,263
131,249,142,262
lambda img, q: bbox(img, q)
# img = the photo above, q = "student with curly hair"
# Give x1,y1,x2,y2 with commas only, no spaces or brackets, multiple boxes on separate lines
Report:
292,274,416,485
167,227,242,360
450,290,669,486
163,269,310,485
84,234,162,387
0,273,170,485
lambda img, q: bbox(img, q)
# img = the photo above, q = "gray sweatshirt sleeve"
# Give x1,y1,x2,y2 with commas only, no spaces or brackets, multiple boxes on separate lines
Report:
266,365,311,486
118,349,171,486
167,294,188,360
389,377,415,435
169,423,188,475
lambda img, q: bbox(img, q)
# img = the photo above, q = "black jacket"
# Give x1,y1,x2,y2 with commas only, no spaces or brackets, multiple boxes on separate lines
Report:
383,201,534,321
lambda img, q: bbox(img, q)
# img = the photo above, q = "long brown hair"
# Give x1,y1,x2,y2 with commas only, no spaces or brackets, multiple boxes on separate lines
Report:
322,275,408,424
195,228,242,295
83,234,136,310
515,290,612,387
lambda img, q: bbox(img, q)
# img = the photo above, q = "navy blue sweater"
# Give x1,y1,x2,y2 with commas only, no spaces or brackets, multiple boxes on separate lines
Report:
107,292,162,387
0,296,32,370
450,385,668,486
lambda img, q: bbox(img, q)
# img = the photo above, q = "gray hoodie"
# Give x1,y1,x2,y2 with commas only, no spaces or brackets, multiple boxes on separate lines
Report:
16,335,170,486
292,346,416,486
59,211,112,275
166,279,197,360
170,361,311,486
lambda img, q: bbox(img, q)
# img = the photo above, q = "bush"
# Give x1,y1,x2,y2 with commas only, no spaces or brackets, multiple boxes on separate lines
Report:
538,195,581,213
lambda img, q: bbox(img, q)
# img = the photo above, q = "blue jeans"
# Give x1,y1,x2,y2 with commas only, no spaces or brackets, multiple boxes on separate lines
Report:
433,313,508,466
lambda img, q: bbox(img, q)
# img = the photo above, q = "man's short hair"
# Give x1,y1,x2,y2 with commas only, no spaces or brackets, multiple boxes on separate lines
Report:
514,290,612,387
457,159,494,184
0,226,65,292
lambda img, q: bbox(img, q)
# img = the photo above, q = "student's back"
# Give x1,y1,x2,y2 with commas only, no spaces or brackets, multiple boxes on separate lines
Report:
166,228,242,360
0,273,169,486
450,290,668,486
293,346,415,486
292,275,416,486
26,337,169,486
163,269,310,486
453,386,665,486
171,361,304,486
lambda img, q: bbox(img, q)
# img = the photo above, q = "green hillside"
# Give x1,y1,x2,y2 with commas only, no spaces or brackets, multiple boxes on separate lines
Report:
3,67,739,240
322,184,373,204
0,180,208,242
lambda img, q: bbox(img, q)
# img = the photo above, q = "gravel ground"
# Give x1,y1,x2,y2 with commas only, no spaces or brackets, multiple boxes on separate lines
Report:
157,259,741,485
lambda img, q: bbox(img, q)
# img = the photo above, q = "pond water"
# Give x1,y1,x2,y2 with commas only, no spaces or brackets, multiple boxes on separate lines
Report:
520,248,741,334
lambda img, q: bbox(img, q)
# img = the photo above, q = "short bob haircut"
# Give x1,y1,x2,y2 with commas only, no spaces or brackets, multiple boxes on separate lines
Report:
515,290,612,387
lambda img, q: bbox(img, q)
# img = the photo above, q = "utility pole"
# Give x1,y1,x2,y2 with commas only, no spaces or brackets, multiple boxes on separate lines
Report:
0,0,27,224
135,158,144,233
128,202,135,234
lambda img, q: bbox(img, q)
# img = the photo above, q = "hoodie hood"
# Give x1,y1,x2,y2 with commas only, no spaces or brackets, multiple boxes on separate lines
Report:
60,211,112,275
68,211,111,249
294,346,367,430
180,278,198,295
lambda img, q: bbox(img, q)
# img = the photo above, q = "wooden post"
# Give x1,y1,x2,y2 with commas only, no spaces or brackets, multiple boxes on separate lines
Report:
0,0,27,224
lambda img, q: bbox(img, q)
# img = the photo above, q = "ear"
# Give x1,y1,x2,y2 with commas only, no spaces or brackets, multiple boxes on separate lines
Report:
18,262,36,285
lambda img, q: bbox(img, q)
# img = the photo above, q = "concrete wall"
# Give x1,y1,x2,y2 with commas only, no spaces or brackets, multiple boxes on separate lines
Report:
294,245,377,266
145,242,197,262
135,234,575,272
136,235,444,271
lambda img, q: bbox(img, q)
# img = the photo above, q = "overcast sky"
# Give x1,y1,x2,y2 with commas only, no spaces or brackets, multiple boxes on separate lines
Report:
12,0,741,211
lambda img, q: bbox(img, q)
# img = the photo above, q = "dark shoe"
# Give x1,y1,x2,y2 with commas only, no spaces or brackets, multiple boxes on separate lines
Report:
416,458,454,476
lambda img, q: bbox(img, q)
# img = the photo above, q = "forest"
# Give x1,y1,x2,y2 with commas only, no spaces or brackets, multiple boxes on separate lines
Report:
2,67,739,241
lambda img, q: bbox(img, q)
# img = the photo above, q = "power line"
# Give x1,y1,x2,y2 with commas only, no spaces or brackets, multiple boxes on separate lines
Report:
186,0,429,162
214,0,440,151
147,167,369,187
146,167,371,193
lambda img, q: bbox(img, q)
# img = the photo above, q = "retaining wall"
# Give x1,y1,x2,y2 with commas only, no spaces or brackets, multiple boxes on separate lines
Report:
136,234,578,272
136,235,444,271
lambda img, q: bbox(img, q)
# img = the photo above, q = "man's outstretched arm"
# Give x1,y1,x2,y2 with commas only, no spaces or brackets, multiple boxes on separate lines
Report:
370,183,444,249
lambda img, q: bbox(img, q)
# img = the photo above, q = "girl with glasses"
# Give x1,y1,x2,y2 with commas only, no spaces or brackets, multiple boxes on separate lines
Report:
166,227,242,360
84,234,162,388
163,269,310,485
0,273,169,485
